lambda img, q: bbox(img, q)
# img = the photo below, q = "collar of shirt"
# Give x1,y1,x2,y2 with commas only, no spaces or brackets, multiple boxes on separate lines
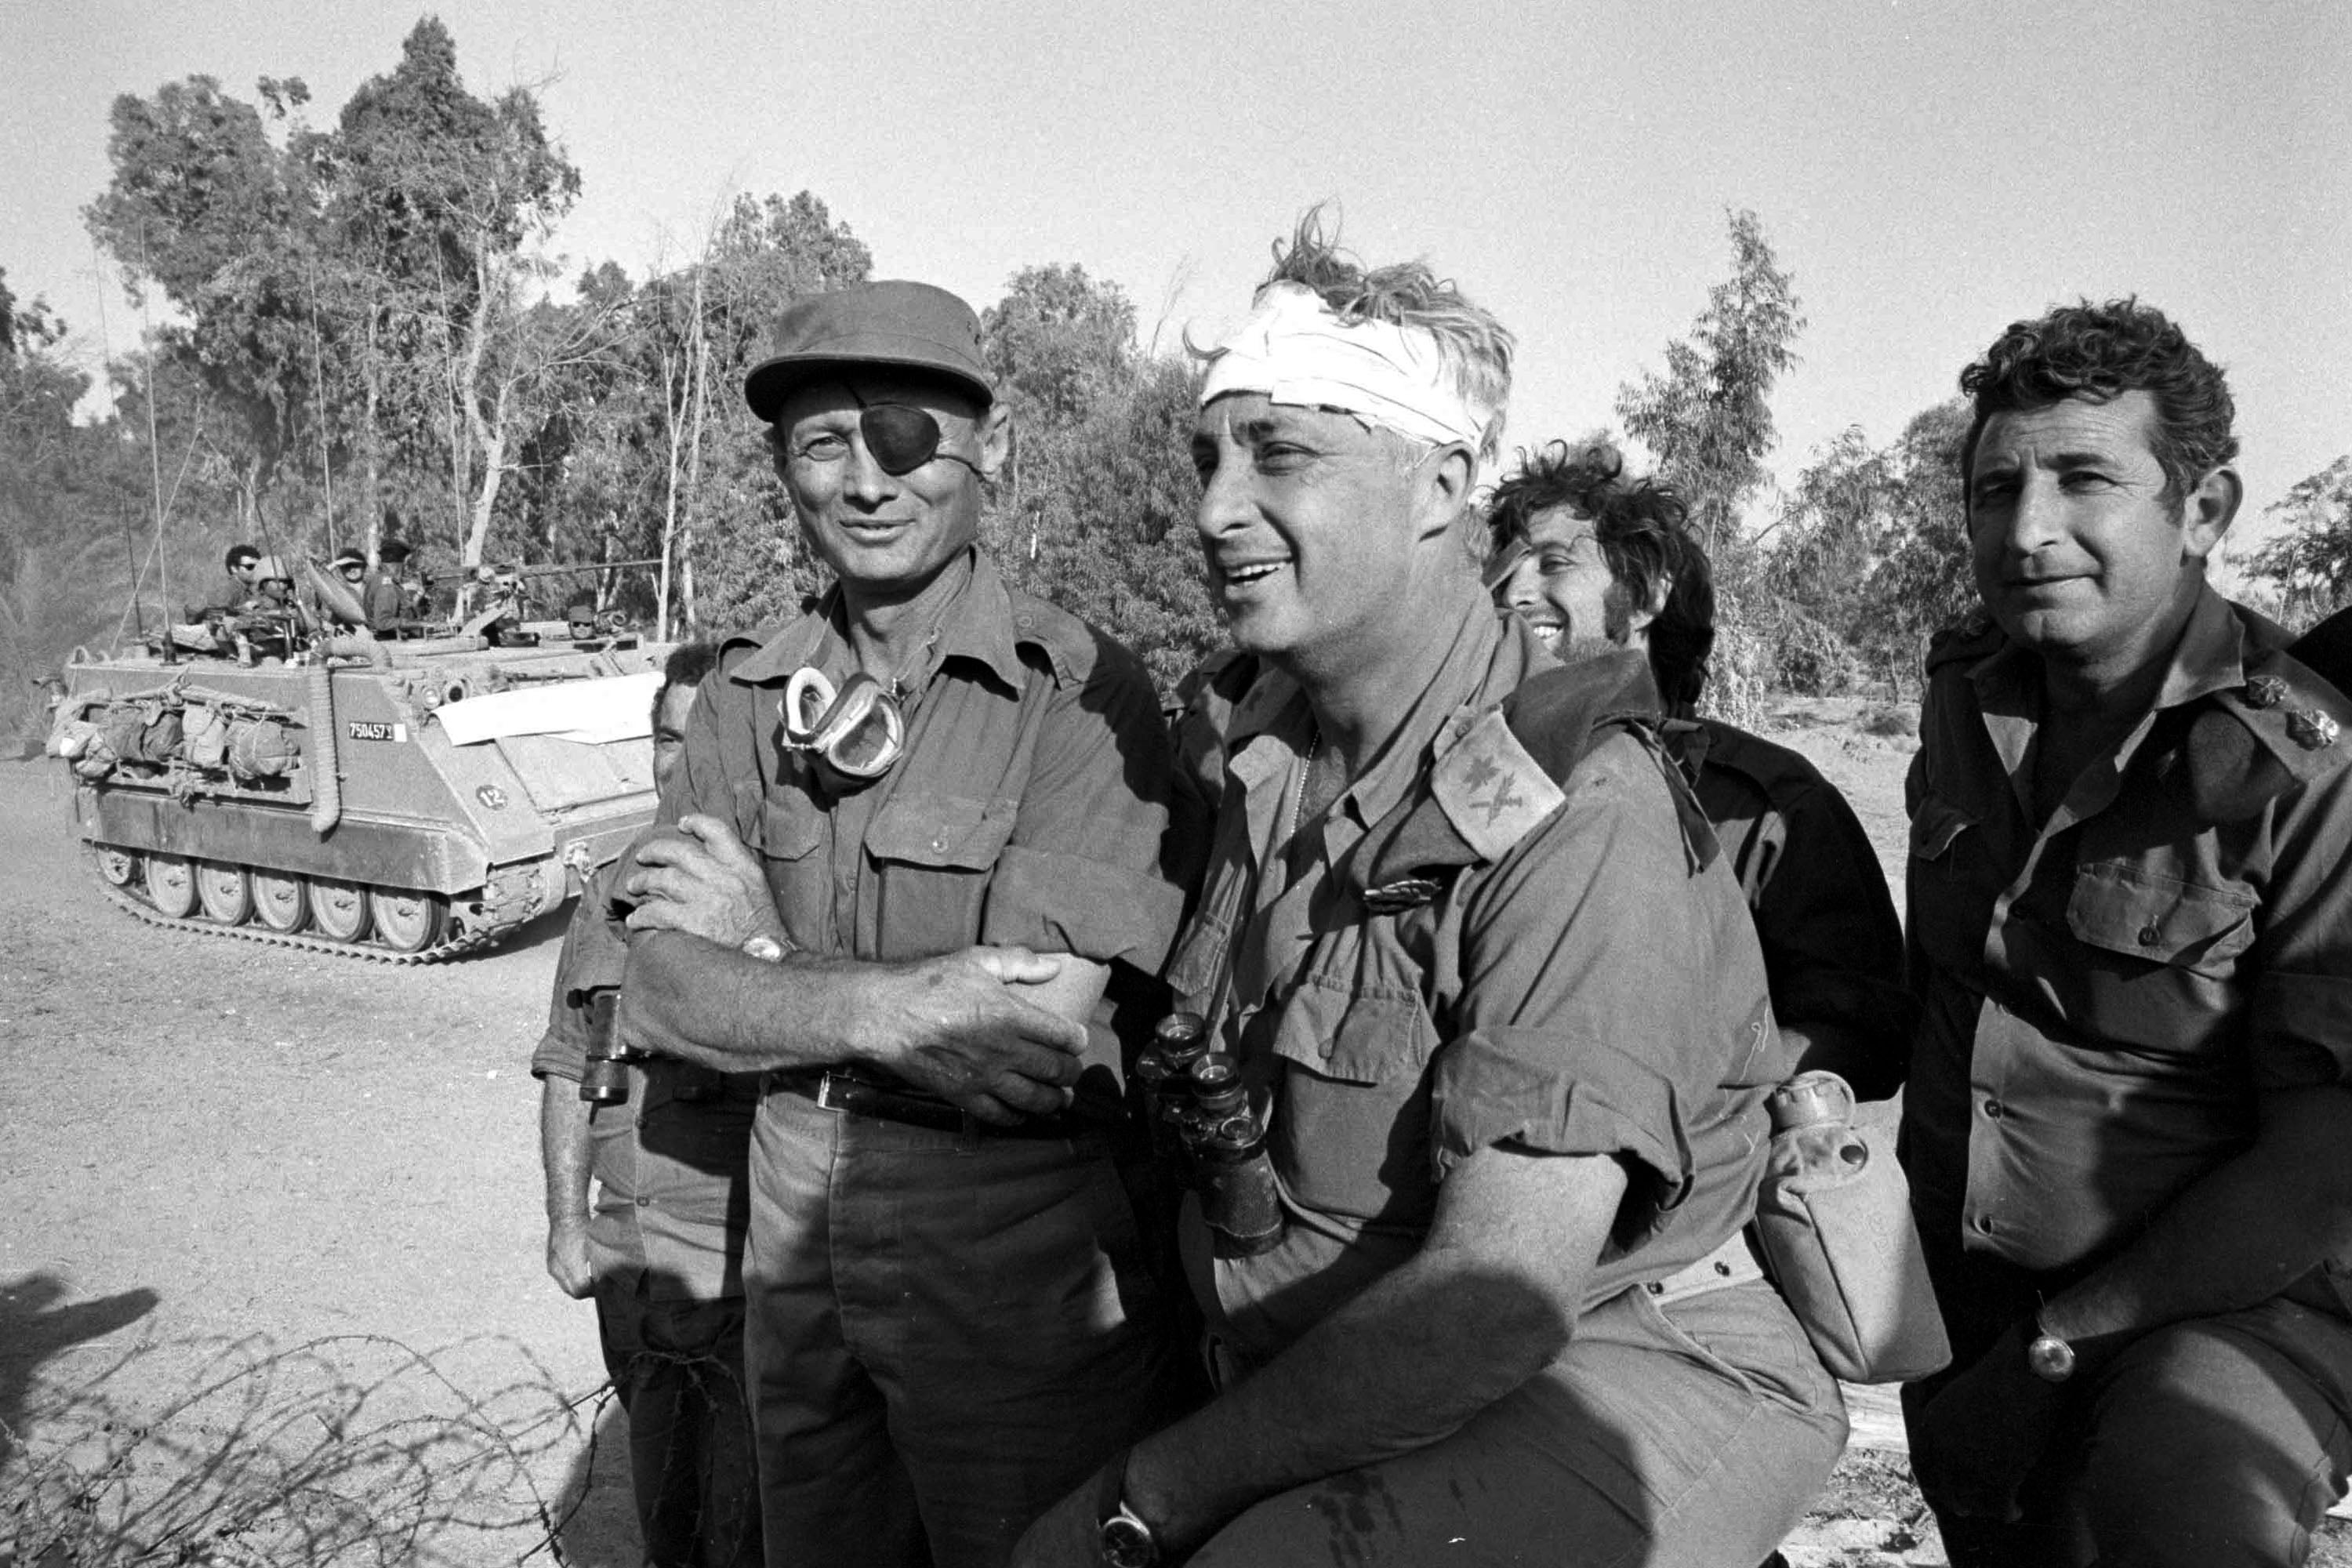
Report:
1223,608,1537,845
724,547,1033,695
1966,583,2249,787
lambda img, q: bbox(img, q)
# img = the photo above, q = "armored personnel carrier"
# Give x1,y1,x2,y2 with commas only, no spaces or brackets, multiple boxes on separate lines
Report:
46,559,674,962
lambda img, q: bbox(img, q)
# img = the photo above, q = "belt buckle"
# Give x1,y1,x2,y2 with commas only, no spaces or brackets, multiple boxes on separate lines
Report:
814,1071,856,1115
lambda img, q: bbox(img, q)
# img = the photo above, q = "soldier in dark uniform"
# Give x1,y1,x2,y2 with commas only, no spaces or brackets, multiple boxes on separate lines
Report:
1899,299,2352,1566
1486,443,1912,1094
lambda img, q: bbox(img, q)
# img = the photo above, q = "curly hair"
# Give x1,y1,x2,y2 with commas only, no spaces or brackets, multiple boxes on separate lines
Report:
1485,441,1715,706
1239,205,1516,470
1959,297,2238,499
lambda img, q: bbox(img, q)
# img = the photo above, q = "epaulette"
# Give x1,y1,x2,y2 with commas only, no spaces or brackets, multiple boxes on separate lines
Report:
1002,584,1110,688
715,628,771,676
1688,718,1830,801
2185,638,2352,820
1925,608,2002,677
1342,650,1712,912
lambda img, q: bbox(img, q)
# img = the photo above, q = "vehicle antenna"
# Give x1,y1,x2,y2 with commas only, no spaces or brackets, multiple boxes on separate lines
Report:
307,248,336,558
137,221,174,664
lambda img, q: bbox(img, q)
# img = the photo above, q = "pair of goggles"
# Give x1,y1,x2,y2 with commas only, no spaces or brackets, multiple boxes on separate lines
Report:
782,667,906,782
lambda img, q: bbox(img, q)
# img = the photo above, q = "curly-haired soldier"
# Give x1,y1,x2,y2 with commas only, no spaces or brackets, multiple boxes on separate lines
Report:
1486,445,1913,1098
1901,298,2352,1566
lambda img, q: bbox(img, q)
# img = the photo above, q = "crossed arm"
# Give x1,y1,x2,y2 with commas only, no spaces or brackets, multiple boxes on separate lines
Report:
615,815,1101,1122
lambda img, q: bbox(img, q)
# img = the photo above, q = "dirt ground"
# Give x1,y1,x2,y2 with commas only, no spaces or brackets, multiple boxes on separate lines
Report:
2,704,2343,1566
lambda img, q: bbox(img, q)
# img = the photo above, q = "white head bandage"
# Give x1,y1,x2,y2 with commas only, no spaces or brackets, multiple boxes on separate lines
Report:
1199,281,1490,452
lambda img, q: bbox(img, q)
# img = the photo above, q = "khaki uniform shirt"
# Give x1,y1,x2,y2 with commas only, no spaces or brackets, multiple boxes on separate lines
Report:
1903,586,2352,1283
657,550,1187,1096
1167,609,1782,1361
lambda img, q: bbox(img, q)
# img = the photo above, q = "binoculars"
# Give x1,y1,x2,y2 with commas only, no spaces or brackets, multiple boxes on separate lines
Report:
578,989,645,1105
1136,1013,1283,1258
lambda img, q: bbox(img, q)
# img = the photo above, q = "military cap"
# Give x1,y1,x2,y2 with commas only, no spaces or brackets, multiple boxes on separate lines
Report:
743,281,994,423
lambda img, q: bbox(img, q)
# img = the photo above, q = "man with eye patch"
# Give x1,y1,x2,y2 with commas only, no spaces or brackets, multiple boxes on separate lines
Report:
1897,299,2352,1566
611,281,1196,1567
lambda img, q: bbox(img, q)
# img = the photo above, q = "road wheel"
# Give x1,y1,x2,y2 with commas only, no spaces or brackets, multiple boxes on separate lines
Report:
310,878,371,942
147,854,198,918
195,862,254,925
368,887,447,953
94,845,140,887
251,869,310,933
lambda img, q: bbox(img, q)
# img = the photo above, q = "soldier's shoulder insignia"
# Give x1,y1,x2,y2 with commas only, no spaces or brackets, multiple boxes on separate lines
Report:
2193,648,2352,811
1432,708,1566,861
2288,709,2340,751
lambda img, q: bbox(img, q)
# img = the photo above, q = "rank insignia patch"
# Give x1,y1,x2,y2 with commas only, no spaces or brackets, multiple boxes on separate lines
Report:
2288,710,2341,750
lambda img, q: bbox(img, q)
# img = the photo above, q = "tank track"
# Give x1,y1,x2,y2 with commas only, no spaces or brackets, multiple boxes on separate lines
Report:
84,844,548,964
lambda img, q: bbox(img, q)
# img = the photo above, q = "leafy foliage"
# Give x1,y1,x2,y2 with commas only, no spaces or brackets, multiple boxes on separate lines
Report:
2241,456,2352,628
1616,209,1804,553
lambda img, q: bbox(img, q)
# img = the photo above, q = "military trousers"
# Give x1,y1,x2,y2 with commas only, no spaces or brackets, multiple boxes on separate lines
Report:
740,1083,1192,1568
1188,1278,1848,1567
1906,1276,2352,1568
594,1272,763,1568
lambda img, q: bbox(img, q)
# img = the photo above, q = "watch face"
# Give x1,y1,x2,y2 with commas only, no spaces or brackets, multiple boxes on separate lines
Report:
2027,1334,2077,1383
1099,1514,1157,1568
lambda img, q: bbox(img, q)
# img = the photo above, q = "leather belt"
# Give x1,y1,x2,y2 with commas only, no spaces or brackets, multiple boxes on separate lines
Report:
770,1069,1104,1142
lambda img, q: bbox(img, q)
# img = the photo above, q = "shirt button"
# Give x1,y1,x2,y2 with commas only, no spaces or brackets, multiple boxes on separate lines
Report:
1984,1099,2004,1120
1645,1280,1665,1295
635,1196,652,1208
2138,924,2162,946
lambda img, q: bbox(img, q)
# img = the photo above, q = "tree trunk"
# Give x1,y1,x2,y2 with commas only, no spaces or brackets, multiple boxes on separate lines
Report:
680,325,710,637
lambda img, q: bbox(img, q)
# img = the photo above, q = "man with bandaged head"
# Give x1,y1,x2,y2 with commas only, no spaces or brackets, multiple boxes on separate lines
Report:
610,281,1194,1568
1011,214,1845,1566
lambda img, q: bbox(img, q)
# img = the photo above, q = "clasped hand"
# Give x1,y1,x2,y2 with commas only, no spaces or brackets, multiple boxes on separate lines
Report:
622,814,784,948
622,814,1086,1124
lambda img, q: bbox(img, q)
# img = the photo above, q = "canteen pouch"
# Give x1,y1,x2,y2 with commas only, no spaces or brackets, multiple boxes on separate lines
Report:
1751,1072,1951,1384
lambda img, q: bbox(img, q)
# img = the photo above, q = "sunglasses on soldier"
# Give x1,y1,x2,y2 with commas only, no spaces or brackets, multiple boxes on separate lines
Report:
789,385,982,478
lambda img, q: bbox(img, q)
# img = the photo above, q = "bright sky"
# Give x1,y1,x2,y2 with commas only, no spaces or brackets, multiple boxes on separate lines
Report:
8,0,2347,570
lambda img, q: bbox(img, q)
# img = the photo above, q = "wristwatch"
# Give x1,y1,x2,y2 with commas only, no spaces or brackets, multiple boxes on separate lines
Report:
1096,1451,1161,1568
740,934,788,964
2024,1310,2077,1383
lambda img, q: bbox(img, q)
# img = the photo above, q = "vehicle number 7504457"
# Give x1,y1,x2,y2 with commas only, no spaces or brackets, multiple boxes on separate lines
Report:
345,720,407,742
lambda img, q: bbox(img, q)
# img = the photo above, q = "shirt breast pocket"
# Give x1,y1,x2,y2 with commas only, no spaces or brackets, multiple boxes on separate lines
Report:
1268,960,1441,1222
2063,859,2255,1053
2066,861,2256,978
866,793,1017,956
1907,795,1988,974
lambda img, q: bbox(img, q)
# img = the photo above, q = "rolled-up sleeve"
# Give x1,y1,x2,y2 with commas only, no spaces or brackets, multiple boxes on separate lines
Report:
2249,761,2352,1090
1432,734,1774,1231
531,863,632,1083
979,642,1187,971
